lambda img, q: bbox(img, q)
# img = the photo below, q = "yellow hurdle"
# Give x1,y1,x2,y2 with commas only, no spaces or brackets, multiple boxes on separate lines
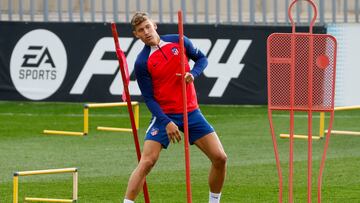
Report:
281,105,360,139
279,112,325,140
324,105,360,136
85,101,139,132
13,168,78,203
43,101,139,136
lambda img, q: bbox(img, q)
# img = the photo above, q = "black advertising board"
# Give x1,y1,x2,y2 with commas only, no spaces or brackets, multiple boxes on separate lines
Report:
0,22,326,104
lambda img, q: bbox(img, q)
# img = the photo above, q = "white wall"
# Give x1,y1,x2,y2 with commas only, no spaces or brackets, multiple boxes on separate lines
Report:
327,24,360,107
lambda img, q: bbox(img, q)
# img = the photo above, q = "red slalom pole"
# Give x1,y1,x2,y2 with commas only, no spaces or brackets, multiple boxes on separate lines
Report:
110,23,150,203
178,10,192,203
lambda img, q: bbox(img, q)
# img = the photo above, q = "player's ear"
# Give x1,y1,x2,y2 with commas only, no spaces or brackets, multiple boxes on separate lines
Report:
133,30,139,39
153,22,157,30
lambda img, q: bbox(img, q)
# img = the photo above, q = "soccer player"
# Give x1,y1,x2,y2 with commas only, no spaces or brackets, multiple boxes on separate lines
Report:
123,12,227,203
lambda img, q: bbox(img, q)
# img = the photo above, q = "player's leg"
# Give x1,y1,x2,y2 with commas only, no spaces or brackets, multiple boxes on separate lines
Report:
186,109,227,194
125,116,170,202
124,140,162,201
194,132,227,193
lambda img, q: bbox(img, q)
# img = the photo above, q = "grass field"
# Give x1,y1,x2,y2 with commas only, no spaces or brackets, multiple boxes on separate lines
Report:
1,101,360,202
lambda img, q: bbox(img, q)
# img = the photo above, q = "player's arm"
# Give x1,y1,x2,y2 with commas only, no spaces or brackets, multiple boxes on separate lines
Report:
184,36,208,78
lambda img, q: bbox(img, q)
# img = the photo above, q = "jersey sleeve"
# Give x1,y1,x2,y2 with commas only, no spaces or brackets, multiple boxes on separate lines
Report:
134,56,172,126
184,36,208,78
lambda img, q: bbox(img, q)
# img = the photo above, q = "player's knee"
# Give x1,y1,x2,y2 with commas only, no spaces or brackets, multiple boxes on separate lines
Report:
139,158,157,172
212,152,227,168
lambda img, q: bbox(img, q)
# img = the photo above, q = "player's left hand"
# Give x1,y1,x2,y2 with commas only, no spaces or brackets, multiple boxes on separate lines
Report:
184,72,194,83
166,121,182,144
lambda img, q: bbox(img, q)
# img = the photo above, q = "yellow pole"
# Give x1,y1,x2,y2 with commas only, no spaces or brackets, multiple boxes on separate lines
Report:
97,126,133,132
134,103,139,130
85,101,138,108
325,130,360,136
73,171,78,201
280,134,322,140
16,168,77,176
319,112,325,138
334,105,360,111
24,197,74,202
84,107,89,135
13,175,18,203
43,130,84,136
86,102,125,108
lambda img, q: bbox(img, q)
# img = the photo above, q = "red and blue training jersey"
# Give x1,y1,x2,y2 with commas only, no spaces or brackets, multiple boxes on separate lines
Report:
134,34,208,126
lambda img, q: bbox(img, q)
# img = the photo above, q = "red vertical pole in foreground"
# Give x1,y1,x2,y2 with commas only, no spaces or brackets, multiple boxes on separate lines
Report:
110,23,150,203
178,10,192,203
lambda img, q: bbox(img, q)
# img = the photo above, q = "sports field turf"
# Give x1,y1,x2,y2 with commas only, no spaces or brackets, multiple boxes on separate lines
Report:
1,101,360,202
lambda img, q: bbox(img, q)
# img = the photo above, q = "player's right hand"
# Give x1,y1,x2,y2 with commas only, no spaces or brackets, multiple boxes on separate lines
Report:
166,121,182,144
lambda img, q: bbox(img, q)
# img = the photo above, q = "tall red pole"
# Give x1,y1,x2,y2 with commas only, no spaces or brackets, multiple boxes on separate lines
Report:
178,10,192,203
110,23,150,203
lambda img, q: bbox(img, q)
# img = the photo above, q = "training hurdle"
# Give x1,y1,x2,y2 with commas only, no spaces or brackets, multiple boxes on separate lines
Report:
13,168,78,203
324,105,360,135
279,112,326,140
281,105,360,139
43,102,139,136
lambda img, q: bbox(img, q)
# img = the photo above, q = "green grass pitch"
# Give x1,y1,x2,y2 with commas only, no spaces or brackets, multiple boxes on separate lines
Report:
1,101,360,202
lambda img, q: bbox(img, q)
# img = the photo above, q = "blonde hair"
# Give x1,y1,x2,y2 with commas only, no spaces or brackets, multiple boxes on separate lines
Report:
131,12,150,31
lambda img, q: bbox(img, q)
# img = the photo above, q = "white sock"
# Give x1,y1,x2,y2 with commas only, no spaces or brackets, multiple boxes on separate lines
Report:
209,192,221,203
123,199,134,203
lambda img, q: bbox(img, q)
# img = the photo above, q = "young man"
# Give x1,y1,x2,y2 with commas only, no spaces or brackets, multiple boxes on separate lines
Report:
123,12,227,203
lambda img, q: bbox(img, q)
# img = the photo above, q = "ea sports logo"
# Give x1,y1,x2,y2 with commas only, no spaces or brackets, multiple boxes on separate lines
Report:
10,29,67,100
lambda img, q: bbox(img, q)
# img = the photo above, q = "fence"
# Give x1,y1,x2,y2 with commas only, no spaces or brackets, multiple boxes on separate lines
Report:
0,0,359,24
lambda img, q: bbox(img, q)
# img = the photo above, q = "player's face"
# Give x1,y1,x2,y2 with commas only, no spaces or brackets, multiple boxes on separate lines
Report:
133,19,160,46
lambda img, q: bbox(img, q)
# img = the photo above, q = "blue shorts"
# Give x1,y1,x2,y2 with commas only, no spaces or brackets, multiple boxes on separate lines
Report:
145,109,214,148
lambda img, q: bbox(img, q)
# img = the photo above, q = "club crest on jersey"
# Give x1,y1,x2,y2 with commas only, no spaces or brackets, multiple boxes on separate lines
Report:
150,128,159,136
171,47,179,55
